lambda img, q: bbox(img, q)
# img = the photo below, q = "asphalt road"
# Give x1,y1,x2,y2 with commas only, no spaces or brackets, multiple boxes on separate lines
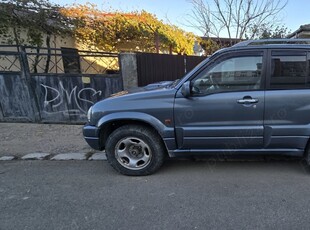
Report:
1,160,310,230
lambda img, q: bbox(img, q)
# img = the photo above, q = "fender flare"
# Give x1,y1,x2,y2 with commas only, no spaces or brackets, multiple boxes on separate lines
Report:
96,112,174,139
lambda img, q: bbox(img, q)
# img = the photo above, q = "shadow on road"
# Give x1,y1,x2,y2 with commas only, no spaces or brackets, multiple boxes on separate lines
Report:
159,157,309,176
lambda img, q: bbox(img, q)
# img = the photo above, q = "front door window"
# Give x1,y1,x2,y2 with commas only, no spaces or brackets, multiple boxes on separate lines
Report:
192,56,263,95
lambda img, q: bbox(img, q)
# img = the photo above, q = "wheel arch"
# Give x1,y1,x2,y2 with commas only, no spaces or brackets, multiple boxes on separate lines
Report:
96,112,174,151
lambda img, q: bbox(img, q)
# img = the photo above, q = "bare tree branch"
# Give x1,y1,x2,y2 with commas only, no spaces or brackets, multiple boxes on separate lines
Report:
187,0,288,45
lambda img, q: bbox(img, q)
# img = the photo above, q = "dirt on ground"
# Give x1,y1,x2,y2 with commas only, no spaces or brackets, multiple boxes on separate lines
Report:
0,123,95,157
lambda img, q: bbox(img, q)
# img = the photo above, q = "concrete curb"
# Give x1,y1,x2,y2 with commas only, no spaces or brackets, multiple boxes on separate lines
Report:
0,156,17,161
51,153,88,161
21,153,51,160
0,152,107,161
88,152,107,161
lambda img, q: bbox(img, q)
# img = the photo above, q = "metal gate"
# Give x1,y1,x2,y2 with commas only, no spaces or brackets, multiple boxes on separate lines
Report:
136,53,205,86
0,45,123,124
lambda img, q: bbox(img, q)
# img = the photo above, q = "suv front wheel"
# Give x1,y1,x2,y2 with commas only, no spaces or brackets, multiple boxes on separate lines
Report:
105,125,166,176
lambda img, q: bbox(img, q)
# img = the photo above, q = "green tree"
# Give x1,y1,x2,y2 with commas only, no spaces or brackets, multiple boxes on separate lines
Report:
0,0,73,72
198,38,220,55
0,0,72,47
258,25,290,39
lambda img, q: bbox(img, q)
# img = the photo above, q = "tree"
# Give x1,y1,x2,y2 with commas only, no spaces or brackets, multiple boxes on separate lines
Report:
0,0,72,47
0,0,73,72
60,4,196,54
187,0,288,45
0,1,197,55
254,25,290,39
198,38,221,55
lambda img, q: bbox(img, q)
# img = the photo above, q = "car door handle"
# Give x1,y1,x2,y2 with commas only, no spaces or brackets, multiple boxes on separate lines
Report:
237,98,259,104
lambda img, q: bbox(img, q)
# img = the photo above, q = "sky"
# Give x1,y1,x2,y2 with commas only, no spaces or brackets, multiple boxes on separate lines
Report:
52,0,310,37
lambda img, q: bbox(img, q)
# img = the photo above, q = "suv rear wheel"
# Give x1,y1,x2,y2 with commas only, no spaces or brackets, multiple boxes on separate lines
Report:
305,144,310,167
105,125,166,176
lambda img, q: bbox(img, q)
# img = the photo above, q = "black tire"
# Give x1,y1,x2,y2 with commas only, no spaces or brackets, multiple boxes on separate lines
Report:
105,125,166,176
305,145,310,166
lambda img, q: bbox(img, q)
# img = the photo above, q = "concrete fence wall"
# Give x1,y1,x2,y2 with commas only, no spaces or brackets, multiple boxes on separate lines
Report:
119,53,139,90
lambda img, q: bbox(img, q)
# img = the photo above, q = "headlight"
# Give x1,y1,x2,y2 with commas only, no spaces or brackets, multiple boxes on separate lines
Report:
87,106,93,122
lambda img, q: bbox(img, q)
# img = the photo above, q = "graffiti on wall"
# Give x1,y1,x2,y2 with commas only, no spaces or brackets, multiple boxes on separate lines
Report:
40,82,102,115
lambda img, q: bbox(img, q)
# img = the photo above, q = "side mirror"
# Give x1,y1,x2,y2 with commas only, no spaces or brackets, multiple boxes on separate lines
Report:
181,81,191,98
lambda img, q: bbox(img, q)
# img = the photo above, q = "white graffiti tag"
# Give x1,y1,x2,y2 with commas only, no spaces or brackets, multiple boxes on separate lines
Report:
41,82,102,115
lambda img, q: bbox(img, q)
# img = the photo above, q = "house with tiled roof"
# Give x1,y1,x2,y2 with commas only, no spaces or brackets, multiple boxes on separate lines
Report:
287,24,310,38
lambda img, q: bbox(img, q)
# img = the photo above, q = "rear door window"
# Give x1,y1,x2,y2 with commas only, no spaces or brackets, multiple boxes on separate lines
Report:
269,51,309,89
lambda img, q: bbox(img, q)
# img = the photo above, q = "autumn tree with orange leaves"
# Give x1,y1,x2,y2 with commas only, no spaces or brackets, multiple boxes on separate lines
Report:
0,1,196,54
61,4,196,54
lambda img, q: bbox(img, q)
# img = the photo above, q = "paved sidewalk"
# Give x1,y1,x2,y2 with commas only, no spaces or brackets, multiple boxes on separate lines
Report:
0,123,94,158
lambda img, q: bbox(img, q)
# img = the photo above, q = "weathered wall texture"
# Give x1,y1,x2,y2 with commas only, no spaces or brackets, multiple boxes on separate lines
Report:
30,75,123,123
0,73,123,124
0,28,75,49
0,46,123,124
0,73,37,122
119,53,138,90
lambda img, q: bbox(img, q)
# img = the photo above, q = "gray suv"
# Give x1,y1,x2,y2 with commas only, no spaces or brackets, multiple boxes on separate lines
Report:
84,39,310,175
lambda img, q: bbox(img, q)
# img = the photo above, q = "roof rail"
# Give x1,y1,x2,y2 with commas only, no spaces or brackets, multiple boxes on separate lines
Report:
233,39,310,47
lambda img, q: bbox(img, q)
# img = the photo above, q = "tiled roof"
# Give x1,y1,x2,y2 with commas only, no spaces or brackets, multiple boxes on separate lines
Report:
287,24,310,38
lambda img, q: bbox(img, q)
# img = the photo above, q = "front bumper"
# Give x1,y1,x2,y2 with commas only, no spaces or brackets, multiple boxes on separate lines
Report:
83,125,101,150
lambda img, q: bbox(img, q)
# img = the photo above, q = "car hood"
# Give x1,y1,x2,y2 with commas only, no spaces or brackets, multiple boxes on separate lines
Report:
90,82,177,125
110,81,175,97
